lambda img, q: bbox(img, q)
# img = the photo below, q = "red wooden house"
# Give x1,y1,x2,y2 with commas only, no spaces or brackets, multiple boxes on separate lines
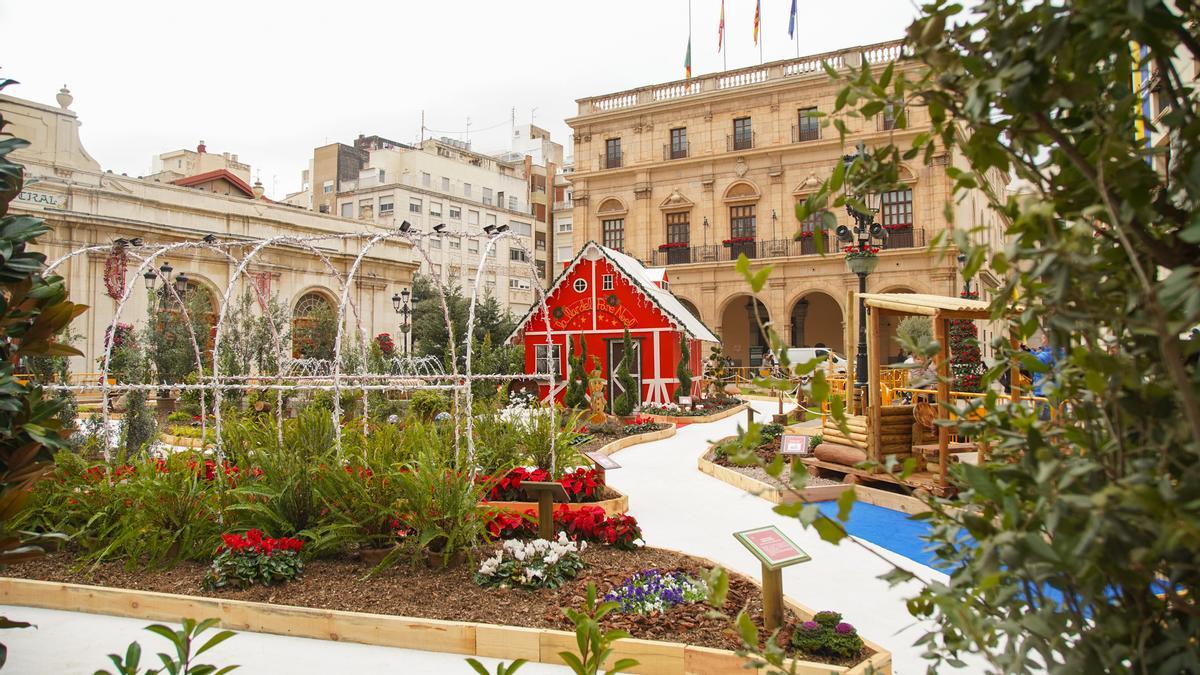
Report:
508,242,718,408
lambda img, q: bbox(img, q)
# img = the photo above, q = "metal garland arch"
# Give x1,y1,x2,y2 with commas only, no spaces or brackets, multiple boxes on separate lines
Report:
45,229,558,481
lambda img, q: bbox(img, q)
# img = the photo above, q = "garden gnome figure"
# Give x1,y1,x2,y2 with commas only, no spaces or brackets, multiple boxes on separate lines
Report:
586,355,608,425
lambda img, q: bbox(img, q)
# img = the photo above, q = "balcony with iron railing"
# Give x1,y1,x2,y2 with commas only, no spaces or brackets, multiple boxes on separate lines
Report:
791,123,821,143
726,132,756,152
663,142,691,160
647,227,925,266
577,39,907,115
598,150,624,170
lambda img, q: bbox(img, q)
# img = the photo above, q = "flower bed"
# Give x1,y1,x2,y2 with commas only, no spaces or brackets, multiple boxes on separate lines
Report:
2,546,888,673
638,399,748,424
699,435,848,505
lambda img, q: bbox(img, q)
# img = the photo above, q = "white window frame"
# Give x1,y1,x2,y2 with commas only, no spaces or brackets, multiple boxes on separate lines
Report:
535,344,562,376
573,278,588,293
602,274,614,291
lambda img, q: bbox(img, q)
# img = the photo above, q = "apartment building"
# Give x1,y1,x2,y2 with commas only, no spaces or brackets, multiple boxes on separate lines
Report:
565,40,1008,368
301,136,543,315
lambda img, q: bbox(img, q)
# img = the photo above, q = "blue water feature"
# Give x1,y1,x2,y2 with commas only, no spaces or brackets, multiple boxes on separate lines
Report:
816,501,943,569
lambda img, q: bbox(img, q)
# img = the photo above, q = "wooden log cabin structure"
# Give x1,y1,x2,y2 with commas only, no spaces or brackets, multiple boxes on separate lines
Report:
803,293,1021,497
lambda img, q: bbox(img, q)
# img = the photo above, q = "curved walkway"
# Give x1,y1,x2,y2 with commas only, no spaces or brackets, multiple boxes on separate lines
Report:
607,400,980,675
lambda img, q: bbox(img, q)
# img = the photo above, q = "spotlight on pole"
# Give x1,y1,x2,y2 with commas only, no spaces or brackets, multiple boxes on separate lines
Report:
483,224,497,236
433,223,447,233
399,220,412,233
496,223,510,234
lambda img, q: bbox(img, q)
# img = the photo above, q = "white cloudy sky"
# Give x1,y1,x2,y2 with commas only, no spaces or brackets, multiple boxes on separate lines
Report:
1,0,918,198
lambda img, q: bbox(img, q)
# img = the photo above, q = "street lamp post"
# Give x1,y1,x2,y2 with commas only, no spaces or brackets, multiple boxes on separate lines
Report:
837,146,888,411
957,252,972,296
392,288,412,355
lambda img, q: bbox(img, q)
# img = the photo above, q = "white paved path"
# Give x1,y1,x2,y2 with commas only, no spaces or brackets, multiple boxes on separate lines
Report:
607,401,980,675
0,605,569,675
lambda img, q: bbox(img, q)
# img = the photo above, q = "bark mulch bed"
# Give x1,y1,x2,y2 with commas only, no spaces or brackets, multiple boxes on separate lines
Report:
4,546,869,667
569,422,673,456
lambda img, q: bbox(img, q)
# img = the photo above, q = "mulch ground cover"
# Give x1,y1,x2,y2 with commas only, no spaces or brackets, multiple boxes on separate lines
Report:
569,422,673,456
5,545,869,666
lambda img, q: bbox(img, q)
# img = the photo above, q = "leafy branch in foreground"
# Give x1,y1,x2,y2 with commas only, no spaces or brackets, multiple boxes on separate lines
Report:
735,1,1200,673
95,617,238,675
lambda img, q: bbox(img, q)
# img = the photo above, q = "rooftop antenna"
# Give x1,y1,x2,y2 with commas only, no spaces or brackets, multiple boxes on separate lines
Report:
465,116,471,144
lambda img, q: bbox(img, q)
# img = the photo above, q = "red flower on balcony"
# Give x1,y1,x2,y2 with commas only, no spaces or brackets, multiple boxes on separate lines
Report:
721,236,755,246
657,242,688,250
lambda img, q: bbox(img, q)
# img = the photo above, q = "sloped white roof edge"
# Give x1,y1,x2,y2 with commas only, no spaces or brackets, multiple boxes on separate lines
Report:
506,241,719,344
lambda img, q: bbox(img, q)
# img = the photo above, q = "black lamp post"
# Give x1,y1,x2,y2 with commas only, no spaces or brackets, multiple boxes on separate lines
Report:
957,252,972,296
837,145,887,409
392,287,412,355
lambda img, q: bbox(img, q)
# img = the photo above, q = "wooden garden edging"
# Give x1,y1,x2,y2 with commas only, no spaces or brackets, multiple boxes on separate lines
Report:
0,576,890,674
697,437,852,505
641,402,748,425
158,433,211,449
593,422,677,456
698,438,934,517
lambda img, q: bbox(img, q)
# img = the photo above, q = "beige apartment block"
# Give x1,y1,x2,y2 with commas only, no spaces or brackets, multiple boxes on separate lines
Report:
2,90,417,374
566,40,1007,368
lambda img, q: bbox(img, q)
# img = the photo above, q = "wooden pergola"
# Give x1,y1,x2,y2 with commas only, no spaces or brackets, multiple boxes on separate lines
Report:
860,293,1021,487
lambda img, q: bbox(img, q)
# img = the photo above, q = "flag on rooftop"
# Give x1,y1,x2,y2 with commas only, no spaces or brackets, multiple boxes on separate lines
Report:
788,0,798,38
753,0,761,45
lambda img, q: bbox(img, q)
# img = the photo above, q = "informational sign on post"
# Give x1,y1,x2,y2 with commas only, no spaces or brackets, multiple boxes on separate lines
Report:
733,525,812,632
584,450,620,471
734,525,811,570
779,434,810,457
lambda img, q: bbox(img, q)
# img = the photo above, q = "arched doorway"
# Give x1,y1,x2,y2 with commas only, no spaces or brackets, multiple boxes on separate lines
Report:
293,291,336,360
719,295,770,368
789,292,844,354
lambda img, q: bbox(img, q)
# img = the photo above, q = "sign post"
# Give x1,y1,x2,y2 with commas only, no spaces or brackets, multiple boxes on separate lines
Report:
583,450,620,485
746,404,757,428
522,482,570,540
779,434,810,458
734,525,811,630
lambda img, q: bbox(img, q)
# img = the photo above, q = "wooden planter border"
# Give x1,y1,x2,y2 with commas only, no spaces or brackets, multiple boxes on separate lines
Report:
593,422,677,456
697,437,852,505
698,438,934,520
641,402,748,425
0,576,890,675
158,433,211,449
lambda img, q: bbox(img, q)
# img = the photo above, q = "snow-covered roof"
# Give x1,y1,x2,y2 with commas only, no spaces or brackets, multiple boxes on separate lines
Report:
508,241,718,343
601,245,718,342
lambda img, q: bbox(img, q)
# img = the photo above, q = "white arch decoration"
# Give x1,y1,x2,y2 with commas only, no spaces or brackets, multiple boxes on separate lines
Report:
44,229,558,485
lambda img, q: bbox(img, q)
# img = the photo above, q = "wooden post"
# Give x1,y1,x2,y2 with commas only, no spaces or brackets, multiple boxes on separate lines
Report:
866,306,882,466
521,482,569,541
746,404,756,428
761,565,784,631
934,314,950,487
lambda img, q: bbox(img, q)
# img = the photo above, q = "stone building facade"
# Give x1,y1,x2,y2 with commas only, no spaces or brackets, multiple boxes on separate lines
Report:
565,40,1008,368
2,90,418,374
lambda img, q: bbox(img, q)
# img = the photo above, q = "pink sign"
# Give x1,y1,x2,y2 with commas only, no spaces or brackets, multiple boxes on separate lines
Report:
746,530,801,561
780,434,810,456
735,526,810,569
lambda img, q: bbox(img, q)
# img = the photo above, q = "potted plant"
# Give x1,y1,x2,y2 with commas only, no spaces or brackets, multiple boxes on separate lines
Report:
843,243,880,275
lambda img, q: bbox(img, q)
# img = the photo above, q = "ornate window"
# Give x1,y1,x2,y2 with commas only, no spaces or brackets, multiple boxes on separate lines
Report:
796,107,819,142
880,189,913,229
730,205,756,239
666,212,690,245
602,218,625,251
733,117,753,150
534,344,562,376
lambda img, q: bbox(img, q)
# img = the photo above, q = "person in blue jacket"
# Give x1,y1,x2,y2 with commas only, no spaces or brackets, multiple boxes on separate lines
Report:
1032,337,1058,419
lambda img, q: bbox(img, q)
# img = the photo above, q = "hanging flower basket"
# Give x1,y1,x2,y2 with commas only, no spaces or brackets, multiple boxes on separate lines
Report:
657,242,687,251
797,230,827,239
844,245,880,275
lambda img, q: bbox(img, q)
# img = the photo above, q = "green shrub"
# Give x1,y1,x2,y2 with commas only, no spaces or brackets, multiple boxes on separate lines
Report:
517,406,583,473
378,445,494,570
409,390,449,420
791,613,863,660
202,529,304,590
166,411,193,424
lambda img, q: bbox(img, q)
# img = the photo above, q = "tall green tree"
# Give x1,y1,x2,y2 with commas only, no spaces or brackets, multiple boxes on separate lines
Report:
674,335,691,402
563,335,587,409
612,329,638,417
778,2,1200,671
0,76,88,661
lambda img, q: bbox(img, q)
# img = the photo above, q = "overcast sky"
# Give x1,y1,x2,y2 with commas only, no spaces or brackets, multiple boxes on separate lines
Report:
1,0,918,199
